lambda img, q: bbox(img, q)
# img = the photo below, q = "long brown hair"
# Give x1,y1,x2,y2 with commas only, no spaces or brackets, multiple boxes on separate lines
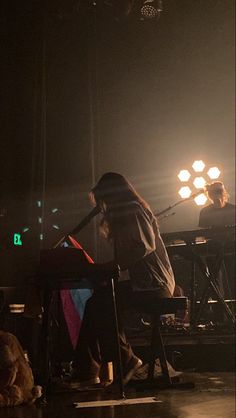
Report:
90,172,151,237
90,172,150,211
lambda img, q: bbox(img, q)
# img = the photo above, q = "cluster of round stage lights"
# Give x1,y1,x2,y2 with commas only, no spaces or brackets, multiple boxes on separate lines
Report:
140,0,163,20
177,160,221,206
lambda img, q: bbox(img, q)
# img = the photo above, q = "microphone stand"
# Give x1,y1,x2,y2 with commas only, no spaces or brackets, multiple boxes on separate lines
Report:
155,190,205,218
158,212,176,222
52,207,100,248
155,197,190,218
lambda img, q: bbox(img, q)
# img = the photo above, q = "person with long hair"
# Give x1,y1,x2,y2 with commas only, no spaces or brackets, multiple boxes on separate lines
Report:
69,172,175,388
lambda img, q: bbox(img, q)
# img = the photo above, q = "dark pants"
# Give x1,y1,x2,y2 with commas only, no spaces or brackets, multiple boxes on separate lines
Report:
73,281,171,380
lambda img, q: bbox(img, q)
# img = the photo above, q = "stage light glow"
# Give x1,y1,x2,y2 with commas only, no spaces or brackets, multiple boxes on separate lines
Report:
194,193,208,206
207,167,221,179
178,186,192,199
140,0,163,20
178,170,191,182
192,160,205,172
193,176,206,189
176,159,222,206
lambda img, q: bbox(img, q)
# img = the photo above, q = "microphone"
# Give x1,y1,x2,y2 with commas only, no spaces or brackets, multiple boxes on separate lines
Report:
70,206,101,236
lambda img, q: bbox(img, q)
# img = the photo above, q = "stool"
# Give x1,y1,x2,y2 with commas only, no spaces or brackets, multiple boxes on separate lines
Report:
133,295,193,389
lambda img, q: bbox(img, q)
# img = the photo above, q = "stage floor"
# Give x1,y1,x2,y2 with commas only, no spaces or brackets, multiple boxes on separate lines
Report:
0,372,234,418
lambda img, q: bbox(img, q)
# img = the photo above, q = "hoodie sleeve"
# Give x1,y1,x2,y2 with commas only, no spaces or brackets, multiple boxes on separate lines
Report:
114,206,156,270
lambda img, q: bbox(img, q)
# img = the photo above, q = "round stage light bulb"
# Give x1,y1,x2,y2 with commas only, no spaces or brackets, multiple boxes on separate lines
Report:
141,5,160,19
193,176,206,189
207,167,221,179
192,160,205,172
178,170,191,182
178,186,192,199
194,193,208,206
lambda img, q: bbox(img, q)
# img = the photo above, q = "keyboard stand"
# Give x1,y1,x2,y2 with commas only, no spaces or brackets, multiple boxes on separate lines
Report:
188,243,235,328
39,272,125,401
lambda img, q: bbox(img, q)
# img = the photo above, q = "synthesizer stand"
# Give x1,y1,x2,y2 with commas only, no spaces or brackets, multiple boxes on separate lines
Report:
162,226,236,330
187,242,235,328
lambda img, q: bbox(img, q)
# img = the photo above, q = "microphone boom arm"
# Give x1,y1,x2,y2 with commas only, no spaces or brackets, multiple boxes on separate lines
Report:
52,206,100,248
155,189,205,218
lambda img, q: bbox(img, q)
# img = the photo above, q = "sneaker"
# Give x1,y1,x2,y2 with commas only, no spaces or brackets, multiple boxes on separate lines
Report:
132,359,182,380
123,357,143,385
61,376,101,390
132,363,149,380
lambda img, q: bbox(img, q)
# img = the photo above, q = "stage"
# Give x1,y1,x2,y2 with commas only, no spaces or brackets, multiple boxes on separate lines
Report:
0,372,234,418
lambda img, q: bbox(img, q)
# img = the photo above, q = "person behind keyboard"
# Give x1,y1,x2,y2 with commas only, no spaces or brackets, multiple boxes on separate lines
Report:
68,172,175,389
198,181,235,228
198,181,235,316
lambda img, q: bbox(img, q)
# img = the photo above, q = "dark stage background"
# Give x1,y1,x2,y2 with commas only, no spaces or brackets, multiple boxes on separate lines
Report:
1,0,235,260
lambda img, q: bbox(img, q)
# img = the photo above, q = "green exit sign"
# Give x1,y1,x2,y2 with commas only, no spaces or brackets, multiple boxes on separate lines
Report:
13,233,22,246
